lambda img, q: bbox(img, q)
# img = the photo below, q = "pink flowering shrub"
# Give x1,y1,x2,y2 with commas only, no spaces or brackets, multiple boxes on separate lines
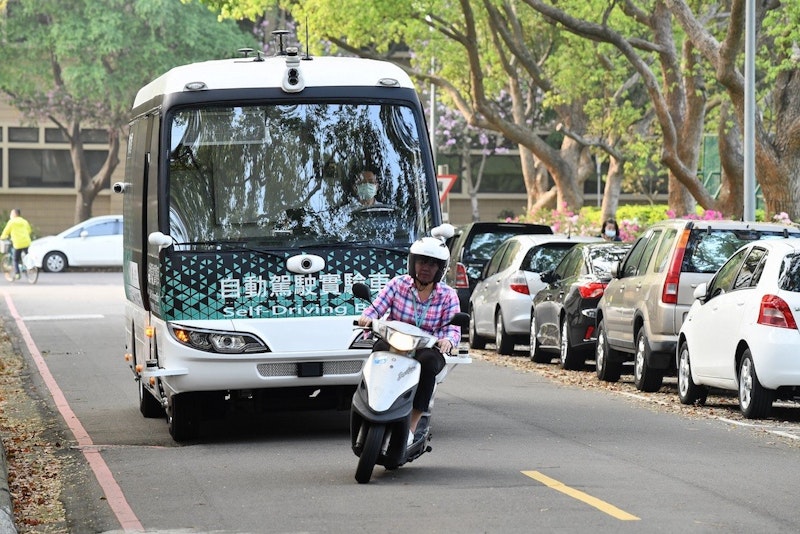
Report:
507,204,791,242
773,212,795,226
514,203,643,241
665,209,724,220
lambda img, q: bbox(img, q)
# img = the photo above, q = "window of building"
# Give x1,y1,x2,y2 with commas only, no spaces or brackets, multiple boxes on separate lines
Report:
9,149,107,188
9,127,38,142
2,123,109,189
45,128,107,144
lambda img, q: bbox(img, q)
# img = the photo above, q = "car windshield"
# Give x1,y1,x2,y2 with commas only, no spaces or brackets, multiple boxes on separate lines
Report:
588,244,631,276
684,229,792,274
167,103,433,248
467,231,524,261
526,243,577,273
778,253,800,292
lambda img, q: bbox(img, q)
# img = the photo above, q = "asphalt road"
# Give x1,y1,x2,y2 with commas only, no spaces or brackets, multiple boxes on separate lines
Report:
2,271,800,533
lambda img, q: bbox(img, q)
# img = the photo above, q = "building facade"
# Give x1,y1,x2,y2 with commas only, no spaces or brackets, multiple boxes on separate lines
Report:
0,96,123,237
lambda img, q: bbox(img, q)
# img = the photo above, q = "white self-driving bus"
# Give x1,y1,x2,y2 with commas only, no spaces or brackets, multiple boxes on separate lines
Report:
119,36,444,441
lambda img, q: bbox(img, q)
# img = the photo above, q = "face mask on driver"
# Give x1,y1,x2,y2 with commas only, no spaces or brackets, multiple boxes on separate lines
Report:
357,183,377,201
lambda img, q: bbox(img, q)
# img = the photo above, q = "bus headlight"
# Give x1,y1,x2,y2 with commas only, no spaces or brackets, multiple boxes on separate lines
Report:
170,326,268,354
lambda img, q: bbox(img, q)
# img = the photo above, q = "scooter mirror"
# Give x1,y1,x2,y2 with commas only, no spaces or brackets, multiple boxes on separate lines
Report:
352,282,372,301
449,312,470,329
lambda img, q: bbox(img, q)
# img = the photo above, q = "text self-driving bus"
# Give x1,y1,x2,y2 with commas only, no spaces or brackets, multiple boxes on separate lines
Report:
119,36,444,441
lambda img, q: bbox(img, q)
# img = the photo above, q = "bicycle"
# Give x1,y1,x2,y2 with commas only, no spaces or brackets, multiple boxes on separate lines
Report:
1,242,38,284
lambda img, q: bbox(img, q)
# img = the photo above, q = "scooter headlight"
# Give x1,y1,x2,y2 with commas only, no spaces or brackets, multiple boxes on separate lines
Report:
387,330,416,353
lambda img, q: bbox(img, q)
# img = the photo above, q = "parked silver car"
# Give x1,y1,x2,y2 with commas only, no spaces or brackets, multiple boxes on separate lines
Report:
469,234,601,354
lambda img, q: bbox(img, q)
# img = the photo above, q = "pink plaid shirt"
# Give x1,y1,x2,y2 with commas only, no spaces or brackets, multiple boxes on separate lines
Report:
363,274,461,347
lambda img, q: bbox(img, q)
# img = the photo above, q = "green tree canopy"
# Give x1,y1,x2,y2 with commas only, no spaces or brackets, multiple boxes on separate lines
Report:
0,0,256,222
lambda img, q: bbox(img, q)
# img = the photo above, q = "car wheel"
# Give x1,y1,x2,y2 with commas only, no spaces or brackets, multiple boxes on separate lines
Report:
469,309,487,350
677,341,708,405
560,319,584,370
495,310,514,355
633,330,663,392
529,313,550,363
739,349,773,419
43,251,67,273
595,319,622,382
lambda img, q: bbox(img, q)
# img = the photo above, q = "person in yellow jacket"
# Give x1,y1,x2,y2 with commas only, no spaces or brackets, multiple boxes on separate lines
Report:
0,209,32,279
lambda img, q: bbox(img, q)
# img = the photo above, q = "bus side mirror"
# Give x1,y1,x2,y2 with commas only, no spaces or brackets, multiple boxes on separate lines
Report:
148,232,173,250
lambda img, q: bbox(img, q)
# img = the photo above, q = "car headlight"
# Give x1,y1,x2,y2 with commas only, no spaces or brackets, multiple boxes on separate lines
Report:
170,325,268,354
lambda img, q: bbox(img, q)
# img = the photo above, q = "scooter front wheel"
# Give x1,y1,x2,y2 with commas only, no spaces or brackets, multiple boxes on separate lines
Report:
355,423,385,484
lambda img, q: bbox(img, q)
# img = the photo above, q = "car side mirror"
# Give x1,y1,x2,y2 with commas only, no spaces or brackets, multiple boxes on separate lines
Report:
693,282,708,302
540,270,555,285
609,260,621,278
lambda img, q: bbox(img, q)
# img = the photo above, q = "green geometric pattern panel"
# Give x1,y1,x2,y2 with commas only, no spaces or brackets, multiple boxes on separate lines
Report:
160,248,406,321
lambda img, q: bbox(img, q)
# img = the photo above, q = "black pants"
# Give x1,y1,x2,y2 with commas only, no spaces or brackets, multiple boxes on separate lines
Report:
372,340,446,412
13,246,27,275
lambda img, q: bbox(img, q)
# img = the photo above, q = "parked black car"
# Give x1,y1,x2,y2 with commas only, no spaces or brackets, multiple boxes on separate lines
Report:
530,241,632,369
444,221,552,313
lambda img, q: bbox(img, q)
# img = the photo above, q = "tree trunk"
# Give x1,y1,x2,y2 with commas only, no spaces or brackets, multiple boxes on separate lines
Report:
601,156,624,222
759,69,800,219
716,102,743,218
520,147,538,214
551,134,585,211
459,143,480,222
73,126,120,223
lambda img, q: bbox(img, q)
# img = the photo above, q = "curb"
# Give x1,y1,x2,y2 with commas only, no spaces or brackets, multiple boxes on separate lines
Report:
0,439,16,533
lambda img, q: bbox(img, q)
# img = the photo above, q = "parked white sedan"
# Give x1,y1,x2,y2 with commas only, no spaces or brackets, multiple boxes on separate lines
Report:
27,215,123,273
677,237,800,418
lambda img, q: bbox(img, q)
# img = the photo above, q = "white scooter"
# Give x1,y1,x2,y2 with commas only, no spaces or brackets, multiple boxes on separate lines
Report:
349,282,471,484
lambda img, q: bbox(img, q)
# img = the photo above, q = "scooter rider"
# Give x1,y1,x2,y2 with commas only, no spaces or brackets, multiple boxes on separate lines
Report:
357,236,461,444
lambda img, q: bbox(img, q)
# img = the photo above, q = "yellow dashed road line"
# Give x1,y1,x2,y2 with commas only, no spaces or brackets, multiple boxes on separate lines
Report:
522,470,640,521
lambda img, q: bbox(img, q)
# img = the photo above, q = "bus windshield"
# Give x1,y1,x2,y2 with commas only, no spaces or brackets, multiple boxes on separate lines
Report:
167,102,433,248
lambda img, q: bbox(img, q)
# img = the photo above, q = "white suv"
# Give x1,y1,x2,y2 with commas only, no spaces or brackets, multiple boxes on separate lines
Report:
594,219,800,391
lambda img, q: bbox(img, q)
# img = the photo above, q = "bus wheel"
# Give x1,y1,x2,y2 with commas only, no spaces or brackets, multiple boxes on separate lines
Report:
168,392,198,442
139,379,164,418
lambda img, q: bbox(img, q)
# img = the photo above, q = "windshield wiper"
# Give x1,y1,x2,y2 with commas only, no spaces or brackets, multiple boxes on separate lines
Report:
297,240,409,255
172,240,288,260
352,203,396,214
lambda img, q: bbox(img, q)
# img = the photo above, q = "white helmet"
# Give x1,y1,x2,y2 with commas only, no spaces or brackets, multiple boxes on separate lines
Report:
407,236,450,284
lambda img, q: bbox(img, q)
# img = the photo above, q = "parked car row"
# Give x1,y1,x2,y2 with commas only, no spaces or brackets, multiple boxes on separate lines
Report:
452,218,800,420
468,234,601,354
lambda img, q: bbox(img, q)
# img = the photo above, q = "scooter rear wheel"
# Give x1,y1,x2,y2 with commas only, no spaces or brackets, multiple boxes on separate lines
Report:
355,423,385,484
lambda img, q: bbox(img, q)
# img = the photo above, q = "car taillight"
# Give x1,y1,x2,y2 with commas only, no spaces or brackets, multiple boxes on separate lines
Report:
662,229,690,304
509,271,530,295
455,263,469,289
578,282,606,299
758,294,798,329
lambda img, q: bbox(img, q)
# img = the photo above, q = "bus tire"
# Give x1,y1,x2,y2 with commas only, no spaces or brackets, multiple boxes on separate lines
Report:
139,379,164,418
168,392,198,442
